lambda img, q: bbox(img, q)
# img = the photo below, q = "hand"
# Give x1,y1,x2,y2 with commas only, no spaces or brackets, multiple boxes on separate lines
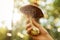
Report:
26,19,53,40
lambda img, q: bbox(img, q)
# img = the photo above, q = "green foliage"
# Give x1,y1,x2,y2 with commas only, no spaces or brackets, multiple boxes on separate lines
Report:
54,0,60,7
0,27,7,40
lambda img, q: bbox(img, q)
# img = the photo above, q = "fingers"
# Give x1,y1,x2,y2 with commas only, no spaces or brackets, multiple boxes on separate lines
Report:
26,18,48,35
26,23,31,30
26,19,40,36
32,19,41,28
27,27,32,34
32,19,48,34
26,19,31,34
26,23,32,35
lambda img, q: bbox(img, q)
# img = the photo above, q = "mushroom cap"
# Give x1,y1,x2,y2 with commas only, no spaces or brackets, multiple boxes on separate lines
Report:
20,5,44,18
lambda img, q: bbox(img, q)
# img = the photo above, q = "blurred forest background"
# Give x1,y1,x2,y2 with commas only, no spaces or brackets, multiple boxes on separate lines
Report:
0,0,60,40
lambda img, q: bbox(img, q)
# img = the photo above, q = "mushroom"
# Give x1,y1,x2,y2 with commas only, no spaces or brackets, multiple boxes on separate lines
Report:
20,5,44,35
20,5,44,19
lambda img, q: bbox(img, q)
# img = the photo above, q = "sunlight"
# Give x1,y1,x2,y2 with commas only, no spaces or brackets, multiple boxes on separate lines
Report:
17,32,24,38
46,0,54,4
0,0,14,30
57,28,60,32
13,8,24,24
20,0,29,6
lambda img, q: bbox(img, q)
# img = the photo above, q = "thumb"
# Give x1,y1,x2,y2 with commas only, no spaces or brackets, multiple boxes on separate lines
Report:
32,19,48,34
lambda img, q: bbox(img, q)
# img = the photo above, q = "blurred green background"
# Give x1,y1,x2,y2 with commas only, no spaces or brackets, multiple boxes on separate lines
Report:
0,0,60,40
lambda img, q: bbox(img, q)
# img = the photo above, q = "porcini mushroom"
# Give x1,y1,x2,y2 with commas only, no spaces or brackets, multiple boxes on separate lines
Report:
20,5,44,35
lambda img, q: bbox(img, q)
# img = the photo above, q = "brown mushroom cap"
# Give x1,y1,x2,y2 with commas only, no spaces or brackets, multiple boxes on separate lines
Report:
20,5,44,19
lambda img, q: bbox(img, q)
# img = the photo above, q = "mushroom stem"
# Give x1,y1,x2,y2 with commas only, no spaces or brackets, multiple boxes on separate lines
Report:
28,17,40,35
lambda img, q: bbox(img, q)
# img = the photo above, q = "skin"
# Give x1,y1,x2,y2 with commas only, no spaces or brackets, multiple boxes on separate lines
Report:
26,18,54,40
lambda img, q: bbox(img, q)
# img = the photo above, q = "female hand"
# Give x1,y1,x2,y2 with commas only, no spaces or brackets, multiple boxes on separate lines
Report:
26,19,53,40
